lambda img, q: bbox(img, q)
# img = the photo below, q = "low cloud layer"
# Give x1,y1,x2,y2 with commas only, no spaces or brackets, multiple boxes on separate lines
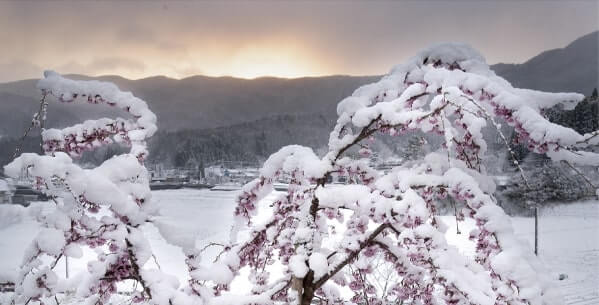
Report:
0,1,597,82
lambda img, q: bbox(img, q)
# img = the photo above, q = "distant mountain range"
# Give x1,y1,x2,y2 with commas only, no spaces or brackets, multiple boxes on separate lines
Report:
492,31,598,95
0,74,378,137
0,31,597,139
0,31,596,167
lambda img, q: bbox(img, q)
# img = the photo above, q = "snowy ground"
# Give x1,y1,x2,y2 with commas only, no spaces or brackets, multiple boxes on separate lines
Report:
0,189,597,304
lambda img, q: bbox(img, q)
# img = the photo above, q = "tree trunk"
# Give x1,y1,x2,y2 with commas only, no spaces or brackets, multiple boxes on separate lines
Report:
301,287,314,305
300,270,315,305
291,276,303,304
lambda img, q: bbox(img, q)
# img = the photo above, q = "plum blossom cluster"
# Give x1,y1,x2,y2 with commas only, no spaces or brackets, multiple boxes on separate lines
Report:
192,43,597,305
37,71,157,159
41,118,133,158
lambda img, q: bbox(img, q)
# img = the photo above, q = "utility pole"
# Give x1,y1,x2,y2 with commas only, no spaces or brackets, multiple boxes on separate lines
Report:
526,200,539,256
534,204,539,256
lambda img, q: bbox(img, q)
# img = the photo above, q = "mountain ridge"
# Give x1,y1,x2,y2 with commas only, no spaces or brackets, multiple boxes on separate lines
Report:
491,31,598,94
0,31,596,139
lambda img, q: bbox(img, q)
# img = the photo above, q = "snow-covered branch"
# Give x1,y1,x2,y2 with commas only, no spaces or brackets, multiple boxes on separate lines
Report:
4,72,186,305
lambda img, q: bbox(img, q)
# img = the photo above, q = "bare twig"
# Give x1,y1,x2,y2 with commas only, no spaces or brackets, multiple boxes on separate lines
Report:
13,93,48,158
561,160,597,189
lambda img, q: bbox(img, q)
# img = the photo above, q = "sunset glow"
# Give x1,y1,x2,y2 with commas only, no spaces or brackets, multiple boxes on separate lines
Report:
217,45,322,79
66,42,332,80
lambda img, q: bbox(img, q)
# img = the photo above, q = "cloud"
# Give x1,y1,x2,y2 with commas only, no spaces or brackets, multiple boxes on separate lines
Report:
0,1,596,81
52,57,145,78
0,57,145,82
87,57,146,73
115,24,156,45
0,60,43,82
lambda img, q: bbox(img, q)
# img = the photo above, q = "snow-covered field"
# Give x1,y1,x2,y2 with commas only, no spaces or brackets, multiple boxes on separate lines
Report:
1,189,597,304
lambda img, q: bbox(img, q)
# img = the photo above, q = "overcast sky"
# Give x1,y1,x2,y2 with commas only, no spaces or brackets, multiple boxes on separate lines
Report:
0,1,597,82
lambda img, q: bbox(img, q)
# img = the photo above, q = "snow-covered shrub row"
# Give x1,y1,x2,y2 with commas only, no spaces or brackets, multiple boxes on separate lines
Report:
203,43,598,305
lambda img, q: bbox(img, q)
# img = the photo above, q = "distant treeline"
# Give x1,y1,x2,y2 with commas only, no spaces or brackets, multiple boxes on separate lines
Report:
148,113,335,167
0,113,335,170
2,93,597,203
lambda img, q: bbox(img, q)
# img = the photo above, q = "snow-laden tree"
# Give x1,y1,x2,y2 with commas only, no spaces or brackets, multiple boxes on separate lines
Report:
4,72,189,305
189,43,599,305
5,44,599,305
